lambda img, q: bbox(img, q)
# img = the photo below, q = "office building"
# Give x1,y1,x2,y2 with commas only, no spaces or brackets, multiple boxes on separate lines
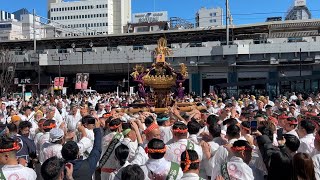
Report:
196,7,223,28
48,0,131,36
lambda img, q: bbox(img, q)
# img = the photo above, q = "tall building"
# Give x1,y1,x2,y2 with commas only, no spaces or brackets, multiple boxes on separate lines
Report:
13,9,44,40
196,7,223,28
0,10,15,21
0,8,46,41
285,0,311,20
48,0,131,36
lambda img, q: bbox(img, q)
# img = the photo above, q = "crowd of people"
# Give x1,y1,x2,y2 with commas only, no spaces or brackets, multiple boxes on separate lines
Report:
0,91,320,180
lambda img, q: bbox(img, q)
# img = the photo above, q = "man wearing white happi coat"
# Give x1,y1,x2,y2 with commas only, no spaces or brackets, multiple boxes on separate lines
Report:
209,124,240,177
99,118,123,179
0,136,37,180
141,138,183,180
211,140,254,180
165,122,203,164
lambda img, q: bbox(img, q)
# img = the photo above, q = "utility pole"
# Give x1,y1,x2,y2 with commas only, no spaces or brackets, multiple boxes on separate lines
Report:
33,9,41,97
52,55,67,95
226,0,229,45
300,48,302,77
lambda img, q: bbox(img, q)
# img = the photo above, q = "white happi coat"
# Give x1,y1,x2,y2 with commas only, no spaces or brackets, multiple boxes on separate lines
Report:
209,138,238,173
100,132,124,179
121,137,138,163
298,133,315,154
141,157,183,180
2,164,37,180
131,145,148,165
312,153,320,180
37,132,50,154
29,119,39,140
202,141,220,177
159,126,173,144
65,112,82,132
285,129,299,139
165,139,203,164
181,172,202,180
108,161,131,180
40,143,63,163
211,156,254,180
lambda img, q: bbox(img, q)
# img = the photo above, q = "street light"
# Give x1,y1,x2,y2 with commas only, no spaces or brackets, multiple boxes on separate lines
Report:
71,42,94,91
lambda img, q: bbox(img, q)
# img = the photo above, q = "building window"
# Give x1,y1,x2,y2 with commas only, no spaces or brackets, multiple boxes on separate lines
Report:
106,13,108,17
210,19,217,23
51,8,53,12
105,4,107,8
210,13,217,17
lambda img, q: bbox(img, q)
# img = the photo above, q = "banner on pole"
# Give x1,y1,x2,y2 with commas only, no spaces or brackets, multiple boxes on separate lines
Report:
75,73,90,90
54,77,65,90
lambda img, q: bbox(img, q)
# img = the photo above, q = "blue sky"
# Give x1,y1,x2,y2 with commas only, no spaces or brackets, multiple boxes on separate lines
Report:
1,0,320,25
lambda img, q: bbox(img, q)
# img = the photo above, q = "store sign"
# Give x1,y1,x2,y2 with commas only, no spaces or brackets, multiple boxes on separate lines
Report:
202,73,227,79
20,78,31,84
295,0,306,7
133,11,168,23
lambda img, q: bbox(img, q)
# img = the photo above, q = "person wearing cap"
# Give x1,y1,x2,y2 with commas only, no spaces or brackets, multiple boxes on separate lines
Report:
249,95,256,106
165,122,203,164
284,117,299,138
289,92,298,103
277,114,289,129
0,136,37,179
211,140,254,180
180,150,203,180
40,128,65,163
140,138,183,180
155,113,172,144
11,115,21,127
